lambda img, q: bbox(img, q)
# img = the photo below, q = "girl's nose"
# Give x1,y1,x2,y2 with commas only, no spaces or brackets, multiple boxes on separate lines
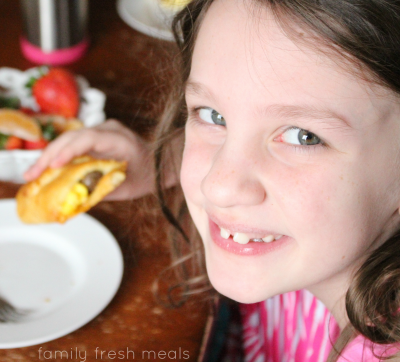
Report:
201,141,266,208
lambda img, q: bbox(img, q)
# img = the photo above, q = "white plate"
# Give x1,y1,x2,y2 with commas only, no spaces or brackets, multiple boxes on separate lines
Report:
0,199,123,348
117,0,176,41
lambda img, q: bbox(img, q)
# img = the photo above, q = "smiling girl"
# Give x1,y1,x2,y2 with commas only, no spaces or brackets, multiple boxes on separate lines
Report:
26,0,400,360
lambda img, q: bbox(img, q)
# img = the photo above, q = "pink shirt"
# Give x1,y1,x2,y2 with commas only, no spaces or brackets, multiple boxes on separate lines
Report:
239,290,399,362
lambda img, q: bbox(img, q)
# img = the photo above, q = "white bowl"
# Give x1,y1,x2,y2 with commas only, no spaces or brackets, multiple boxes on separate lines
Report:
0,67,106,183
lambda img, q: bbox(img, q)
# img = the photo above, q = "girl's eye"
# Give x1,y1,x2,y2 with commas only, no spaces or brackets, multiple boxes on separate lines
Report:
198,108,226,126
279,127,322,146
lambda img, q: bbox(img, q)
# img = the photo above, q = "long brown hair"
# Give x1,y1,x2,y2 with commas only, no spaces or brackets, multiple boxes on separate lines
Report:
152,0,215,307
155,0,400,359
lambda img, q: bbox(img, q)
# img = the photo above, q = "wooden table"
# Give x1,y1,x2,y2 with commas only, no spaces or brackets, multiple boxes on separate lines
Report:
0,1,211,361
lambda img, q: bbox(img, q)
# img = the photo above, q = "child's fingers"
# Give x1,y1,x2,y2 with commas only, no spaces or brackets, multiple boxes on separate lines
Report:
23,165,41,181
23,120,134,182
48,131,98,167
23,134,74,180
24,130,98,181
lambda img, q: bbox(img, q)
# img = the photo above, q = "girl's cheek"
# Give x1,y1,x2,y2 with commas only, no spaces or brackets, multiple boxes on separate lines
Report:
182,122,224,188
180,136,210,198
267,141,326,168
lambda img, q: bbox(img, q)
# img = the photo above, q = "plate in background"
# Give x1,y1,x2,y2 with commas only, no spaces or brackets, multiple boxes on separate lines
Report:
0,199,123,348
117,0,175,41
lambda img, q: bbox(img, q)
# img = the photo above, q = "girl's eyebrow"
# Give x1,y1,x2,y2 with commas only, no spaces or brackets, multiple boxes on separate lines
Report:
265,104,353,130
186,80,353,130
185,80,214,100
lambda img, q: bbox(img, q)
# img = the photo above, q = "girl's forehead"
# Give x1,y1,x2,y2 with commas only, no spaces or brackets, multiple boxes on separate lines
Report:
189,0,399,128
195,0,350,79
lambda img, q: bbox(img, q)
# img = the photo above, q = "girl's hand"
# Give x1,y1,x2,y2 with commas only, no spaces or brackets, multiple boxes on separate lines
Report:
23,119,155,200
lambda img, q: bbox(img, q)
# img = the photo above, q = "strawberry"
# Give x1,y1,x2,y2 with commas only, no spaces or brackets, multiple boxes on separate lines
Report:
1,135,24,150
23,138,49,150
32,68,80,118
19,107,36,115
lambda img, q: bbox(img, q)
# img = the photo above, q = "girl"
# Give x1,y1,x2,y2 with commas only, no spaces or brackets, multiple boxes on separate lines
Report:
25,0,400,360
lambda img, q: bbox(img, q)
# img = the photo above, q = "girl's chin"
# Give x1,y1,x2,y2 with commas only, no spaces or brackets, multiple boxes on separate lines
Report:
209,277,270,304
205,257,275,304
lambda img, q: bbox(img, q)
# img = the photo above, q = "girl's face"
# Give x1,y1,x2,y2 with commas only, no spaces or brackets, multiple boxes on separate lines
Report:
180,0,400,310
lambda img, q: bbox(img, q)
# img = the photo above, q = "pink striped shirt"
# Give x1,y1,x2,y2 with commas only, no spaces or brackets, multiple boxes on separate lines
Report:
239,290,399,362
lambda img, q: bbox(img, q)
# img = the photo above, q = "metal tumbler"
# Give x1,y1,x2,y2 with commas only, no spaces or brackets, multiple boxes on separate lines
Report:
19,0,89,65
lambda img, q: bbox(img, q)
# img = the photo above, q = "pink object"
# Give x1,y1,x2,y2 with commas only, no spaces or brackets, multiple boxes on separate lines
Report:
20,37,89,65
238,290,400,362
337,335,400,361
240,290,340,362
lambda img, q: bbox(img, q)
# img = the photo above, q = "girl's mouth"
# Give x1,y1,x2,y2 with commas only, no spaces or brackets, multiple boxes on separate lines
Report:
209,218,289,256
219,226,283,244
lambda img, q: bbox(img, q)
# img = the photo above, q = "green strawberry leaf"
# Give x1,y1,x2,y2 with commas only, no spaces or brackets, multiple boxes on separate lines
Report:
25,66,49,91
24,76,37,90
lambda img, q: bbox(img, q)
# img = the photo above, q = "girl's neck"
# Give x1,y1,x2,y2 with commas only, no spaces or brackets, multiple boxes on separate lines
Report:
307,274,350,331
308,214,400,331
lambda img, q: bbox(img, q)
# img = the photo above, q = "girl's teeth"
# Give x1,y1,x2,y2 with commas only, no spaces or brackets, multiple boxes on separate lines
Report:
219,226,284,244
233,232,250,244
220,227,230,239
262,235,274,243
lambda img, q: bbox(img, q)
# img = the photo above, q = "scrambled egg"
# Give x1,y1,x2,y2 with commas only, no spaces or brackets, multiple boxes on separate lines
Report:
61,183,88,215
159,0,191,10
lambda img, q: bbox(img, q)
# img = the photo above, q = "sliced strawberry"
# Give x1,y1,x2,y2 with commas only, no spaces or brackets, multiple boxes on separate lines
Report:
32,68,80,118
19,107,36,115
23,138,49,150
4,136,24,150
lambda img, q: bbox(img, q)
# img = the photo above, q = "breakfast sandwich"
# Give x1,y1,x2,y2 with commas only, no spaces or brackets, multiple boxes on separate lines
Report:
16,155,127,223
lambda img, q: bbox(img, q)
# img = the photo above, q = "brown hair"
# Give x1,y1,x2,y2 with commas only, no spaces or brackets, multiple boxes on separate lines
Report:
152,0,215,307
154,0,400,359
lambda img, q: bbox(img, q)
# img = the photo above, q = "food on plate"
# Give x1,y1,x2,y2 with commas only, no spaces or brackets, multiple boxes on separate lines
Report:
16,156,127,224
34,114,83,134
0,67,91,151
2,135,24,150
158,0,191,10
0,109,83,150
0,109,43,150
23,138,49,150
32,67,80,118
0,109,42,141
